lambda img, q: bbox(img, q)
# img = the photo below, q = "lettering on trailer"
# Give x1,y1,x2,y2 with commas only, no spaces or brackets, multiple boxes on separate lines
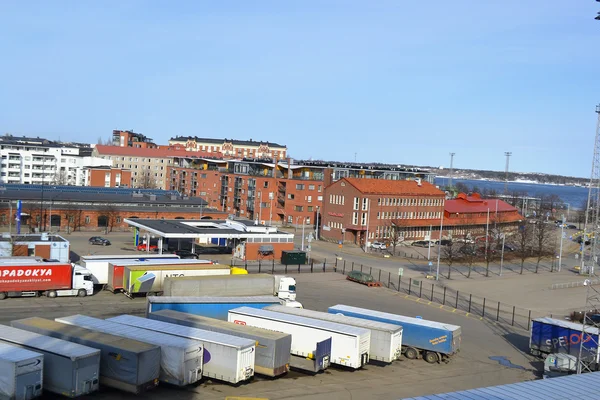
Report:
546,333,597,348
1,268,53,277
429,335,448,345
233,320,247,325
164,273,185,278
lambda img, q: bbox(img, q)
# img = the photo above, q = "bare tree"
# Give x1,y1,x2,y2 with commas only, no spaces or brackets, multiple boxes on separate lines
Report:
443,243,459,279
388,214,408,255
62,203,84,233
533,219,554,273
136,170,158,189
99,204,120,233
516,222,533,274
52,169,69,185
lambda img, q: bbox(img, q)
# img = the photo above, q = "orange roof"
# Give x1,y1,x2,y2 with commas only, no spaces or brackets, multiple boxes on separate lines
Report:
94,145,223,159
342,177,444,196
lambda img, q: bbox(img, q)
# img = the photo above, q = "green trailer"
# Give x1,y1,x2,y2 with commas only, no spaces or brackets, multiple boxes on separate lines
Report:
281,250,307,265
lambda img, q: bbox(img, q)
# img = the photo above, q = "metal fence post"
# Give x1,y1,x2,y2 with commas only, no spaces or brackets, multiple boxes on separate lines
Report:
245,260,248,271
311,260,314,273
370,266,372,275
398,275,401,292
527,310,532,331
482,298,486,317
361,264,363,272
456,290,459,308
343,260,346,274
285,264,288,274
298,263,301,273
352,261,354,271
512,306,516,326
468,294,472,313
272,262,275,274
258,260,262,273
323,259,326,272
409,278,412,295
335,259,338,268
388,272,391,287
443,287,446,305
497,301,500,321
419,282,423,298
378,269,381,282
431,284,434,301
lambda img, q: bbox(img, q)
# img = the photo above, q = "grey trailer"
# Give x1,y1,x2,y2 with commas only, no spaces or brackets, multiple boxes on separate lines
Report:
149,309,292,377
107,314,256,384
0,325,100,397
55,315,203,387
0,342,43,400
11,317,160,394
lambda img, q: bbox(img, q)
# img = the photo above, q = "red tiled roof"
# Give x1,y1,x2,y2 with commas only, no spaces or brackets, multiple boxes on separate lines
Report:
342,178,444,196
444,193,518,214
94,145,224,159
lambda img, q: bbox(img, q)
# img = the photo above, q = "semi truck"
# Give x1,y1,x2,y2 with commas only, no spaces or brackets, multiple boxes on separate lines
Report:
107,315,256,384
0,325,100,398
266,305,403,364
11,317,161,395
0,342,44,400
146,296,288,320
0,263,94,300
55,315,204,387
162,274,300,304
530,317,600,362
229,306,371,370
105,259,216,293
148,309,292,378
328,304,461,363
122,264,232,297
78,255,182,286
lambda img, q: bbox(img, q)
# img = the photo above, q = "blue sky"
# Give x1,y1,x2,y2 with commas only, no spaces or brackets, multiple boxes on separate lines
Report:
1,1,599,178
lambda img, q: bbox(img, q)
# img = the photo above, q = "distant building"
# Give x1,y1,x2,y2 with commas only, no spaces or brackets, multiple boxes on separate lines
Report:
112,130,156,148
85,166,132,188
169,136,287,160
0,233,70,262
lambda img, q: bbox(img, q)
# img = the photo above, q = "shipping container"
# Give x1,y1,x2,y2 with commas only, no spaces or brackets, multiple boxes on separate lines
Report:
280,251,307,265
530,317,600,361
148,310,292,377
328,305,461,363
11,317,160,394
229,306,371,369
266,305,403,363
0,342,43,400
146,296,283,320
107,315,256,384
0,325,100,397
106,259,214,293
123,264,231,297
55,315,203,387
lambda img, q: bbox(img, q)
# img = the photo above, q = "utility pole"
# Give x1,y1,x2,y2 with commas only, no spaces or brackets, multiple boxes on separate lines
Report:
364,199,370,253
315,206,320,240
448,152,455,188
504,152,512,194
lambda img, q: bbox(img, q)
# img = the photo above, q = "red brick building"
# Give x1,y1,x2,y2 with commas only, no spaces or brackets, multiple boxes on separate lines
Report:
112,130,157,148
169,136,287,159
321,178,446,245
86,166,132,188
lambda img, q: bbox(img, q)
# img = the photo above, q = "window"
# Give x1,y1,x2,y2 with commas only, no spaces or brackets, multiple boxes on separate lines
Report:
116,217,122,223
296,184,305,190
85,216,90,224
263,182,269,188
308,206,314,212
354,197,359,210
352,212,358,225
362,198,368,211
288,194,295,200
308,184,315,190
307,195,312,203
317,195,323,201
361,213,367,225
318,185,322,192
294,205,304,212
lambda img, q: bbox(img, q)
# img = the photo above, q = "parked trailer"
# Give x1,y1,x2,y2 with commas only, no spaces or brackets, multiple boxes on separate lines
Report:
0,325,100,398
106,259,215,293
11,317,160,394
79,255,181,286
163,273,298,301
229,306,370,369
148,309,292,377
123,264,231,297
266,305,403,363
0,263,94,300
0,342,43,400
530,317,600,361
107,315,256,384
146,296,283,320
328,305,461,363
55,315,203,387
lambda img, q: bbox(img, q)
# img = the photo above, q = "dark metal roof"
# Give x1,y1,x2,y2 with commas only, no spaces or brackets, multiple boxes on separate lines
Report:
169,136,286,149
0,234,67,243
126,219,240,235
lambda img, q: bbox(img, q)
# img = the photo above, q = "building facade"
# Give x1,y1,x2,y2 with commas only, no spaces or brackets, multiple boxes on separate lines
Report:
169,136,287,160
321,177,446,244
112,130,156,148
85,166,133,188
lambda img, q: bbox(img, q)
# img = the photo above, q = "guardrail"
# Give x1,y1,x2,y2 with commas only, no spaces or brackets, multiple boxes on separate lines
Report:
551,279,600,290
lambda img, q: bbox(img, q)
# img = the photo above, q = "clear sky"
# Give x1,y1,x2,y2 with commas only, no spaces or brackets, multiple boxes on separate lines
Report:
1,1,599,178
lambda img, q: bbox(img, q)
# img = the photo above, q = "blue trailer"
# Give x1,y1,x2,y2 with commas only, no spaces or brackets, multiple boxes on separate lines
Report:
530,317,600,361
328,304,461,363
146,296,282,320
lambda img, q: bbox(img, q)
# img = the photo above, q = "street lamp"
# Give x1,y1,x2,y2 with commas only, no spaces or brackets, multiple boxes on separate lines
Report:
301,217,308,251
435,209,445,281
315,206,320,241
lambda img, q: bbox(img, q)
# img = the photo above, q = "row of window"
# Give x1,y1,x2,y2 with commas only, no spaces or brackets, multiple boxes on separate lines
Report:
377,197,443,207
105,156,172,164
375,226,432,239
377,211,442,219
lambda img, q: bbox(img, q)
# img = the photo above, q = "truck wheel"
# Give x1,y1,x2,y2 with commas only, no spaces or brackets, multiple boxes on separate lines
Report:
46,290,57,298
0,292,7,300
424,351,439,364
404,347,418,360
77,289,87,297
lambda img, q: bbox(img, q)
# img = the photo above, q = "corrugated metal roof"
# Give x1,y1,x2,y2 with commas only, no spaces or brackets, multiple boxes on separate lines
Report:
107,315,255,349
0,341,42,363
533,317,600,335
330,305,461,332
56,315,201,350
148,295,282,304
230,307,371,337
0,325,99,360
265,305,403,334
402,372,600,399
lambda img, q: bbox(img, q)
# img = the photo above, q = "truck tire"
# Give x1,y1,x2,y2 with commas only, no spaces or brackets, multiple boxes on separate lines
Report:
424,351,439,364
77,289,87,297
404,347,418,360
46,290,57,298
0,292,7,300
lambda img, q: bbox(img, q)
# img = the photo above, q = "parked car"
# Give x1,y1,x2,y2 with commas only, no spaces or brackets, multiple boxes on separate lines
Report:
370,242,387,250
567,224,577,230
478,246,497,255
577,237,592,245
89,237,111,246
455,238,475,244
137,244,158,251
503,244,517,252
459,246,478,256
411,240,431,248
435,239,452,246
172,250,198,259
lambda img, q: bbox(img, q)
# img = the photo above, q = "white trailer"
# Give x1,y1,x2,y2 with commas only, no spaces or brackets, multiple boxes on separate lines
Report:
0,342,43,400
107,315,256,384
55,315,203,387
229,307,371,369
266,305,403,363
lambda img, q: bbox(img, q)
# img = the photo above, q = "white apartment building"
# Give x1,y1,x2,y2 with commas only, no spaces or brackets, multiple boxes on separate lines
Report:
0,135,111,186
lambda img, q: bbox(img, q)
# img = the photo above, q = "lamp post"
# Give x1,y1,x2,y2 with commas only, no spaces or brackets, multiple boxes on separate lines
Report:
364,199,370,253
559,215,565,272
427,224,432,261
301,218,307,251
435,210,445,281
315,206,320,241
269,192,273,226
500,234,505,276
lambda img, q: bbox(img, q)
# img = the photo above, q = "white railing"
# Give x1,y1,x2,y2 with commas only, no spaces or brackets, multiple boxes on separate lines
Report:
551,279,600,290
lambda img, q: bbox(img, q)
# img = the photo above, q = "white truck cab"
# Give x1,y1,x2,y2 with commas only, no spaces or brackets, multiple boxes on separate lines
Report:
53,265,94,298
273,275,297,301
